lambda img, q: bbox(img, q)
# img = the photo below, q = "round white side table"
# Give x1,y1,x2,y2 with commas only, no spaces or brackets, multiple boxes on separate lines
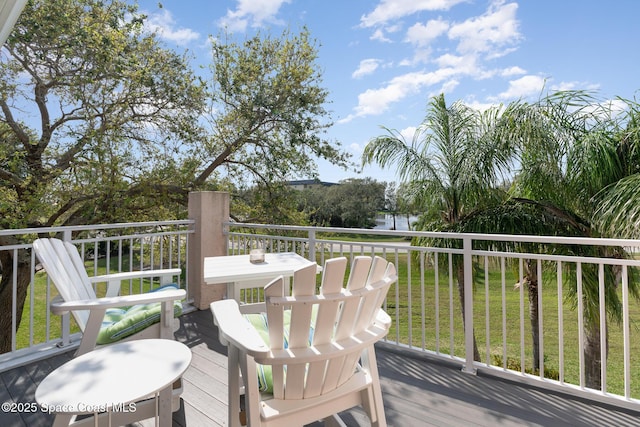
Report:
36,339,191,427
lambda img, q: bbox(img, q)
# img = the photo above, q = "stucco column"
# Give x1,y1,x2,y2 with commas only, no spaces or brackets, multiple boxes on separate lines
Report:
188,191,229,309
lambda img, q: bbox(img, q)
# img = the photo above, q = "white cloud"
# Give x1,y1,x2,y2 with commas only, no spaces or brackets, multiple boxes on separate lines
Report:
349,142,364,155
434,53,485,79
550,81,578,92
145,9,199,45
435,53,467,68
361,0,467,28
399,126,419,142
345,0,528,122
405,19,449,47
501,66,526,77
578,99,629,122
485,46,518,60
464,99,498,112
370,28,392,42
340,68,456,122
497,75,546,100
606,99,630,115
448,2,521,56
401,19,450,65
549,81,599,92
353,59,382,79
438,79,460,94
219,0,291,32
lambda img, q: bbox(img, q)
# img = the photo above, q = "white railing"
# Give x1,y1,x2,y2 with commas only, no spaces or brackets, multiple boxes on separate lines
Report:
226,222,640,409
0,220,193,370
4,217,640,410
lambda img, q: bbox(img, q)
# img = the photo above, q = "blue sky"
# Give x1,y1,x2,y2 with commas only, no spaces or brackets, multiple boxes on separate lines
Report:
141,0,640,184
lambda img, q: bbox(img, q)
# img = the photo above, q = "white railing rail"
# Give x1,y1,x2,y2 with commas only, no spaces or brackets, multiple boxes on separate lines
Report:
226,222,640,409
0,220,193,370
3,216,640,411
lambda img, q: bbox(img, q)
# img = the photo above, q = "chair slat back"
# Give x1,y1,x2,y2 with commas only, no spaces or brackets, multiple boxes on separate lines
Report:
335,257,395,390
305,257,348,398
263,256,396,401
285,262,318,399
264,276,286,398
33,238,95,330
366,255,390,285
345,256,372,291
355,262,397,334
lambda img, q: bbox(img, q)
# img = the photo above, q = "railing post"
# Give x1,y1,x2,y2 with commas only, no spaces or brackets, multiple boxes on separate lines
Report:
188,191,230,309
462,235,477,374
308,229,316,261
59,231,73,347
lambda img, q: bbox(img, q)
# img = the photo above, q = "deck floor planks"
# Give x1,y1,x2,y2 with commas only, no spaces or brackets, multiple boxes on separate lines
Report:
3,308,640,426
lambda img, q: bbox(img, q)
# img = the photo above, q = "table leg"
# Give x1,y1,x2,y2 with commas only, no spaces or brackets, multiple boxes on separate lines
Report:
226,282,236,301
52,414,73,427
158,387,172,427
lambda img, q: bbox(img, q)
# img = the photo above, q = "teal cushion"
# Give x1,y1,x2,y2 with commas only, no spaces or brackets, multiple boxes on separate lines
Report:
243,308,316,393
96,284,183,345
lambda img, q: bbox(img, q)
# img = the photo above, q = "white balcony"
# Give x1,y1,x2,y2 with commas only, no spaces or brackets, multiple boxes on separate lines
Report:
1,192,640,425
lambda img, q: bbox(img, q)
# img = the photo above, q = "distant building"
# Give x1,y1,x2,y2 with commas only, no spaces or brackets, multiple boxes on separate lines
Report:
287,179,337,191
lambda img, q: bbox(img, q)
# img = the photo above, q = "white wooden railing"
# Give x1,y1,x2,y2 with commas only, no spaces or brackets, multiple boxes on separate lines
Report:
3,217,640,411
226,222,640,410
0,220,193,369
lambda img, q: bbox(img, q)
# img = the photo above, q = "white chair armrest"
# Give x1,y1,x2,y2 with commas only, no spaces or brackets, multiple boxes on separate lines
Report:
50,288,185,315
89,268,182,297
375,308,392,329
210,299,270,357
89,268,182,283
90,268,182,283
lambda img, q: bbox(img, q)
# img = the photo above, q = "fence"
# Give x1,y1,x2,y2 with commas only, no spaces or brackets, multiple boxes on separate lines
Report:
226,222,640,409
3,215,640,410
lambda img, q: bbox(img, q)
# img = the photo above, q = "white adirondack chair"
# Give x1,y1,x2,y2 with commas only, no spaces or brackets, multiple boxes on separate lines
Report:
211,255,397,427
33,238,188,426
32,238,186,356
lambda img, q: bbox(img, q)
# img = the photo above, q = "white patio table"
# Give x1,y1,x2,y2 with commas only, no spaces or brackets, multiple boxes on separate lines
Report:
35,339,191,427
203,252,319,304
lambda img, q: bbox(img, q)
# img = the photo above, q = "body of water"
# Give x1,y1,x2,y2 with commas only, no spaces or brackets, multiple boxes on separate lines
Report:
373,214,417,231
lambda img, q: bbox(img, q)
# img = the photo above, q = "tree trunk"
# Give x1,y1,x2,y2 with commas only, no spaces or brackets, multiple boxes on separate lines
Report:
456,263,481,362
584,320,606,390
525,259,540,372
0,248,32,354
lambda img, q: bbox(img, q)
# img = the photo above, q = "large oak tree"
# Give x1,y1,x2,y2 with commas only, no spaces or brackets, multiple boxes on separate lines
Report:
0,0,349,353
0,0,206,352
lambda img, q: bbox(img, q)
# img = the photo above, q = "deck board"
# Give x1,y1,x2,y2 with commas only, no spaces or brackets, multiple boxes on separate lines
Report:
2,308,640,426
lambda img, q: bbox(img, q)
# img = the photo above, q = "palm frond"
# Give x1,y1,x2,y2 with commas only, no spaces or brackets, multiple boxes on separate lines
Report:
593,174,640,238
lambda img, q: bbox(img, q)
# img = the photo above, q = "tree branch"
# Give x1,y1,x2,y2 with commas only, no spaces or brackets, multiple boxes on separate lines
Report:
0,167,23,186
0,100,31,146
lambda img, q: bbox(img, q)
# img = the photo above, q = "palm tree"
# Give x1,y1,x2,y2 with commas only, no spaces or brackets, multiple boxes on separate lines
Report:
589,96,640,236
363,94,514,361
364,91,640,386
448,198,589,372
499,91,640,389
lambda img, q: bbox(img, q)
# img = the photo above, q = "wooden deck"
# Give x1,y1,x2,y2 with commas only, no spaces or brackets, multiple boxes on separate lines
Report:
2,309,640,427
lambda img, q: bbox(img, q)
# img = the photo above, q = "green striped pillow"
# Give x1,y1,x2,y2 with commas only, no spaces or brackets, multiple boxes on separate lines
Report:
97,284,183,344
